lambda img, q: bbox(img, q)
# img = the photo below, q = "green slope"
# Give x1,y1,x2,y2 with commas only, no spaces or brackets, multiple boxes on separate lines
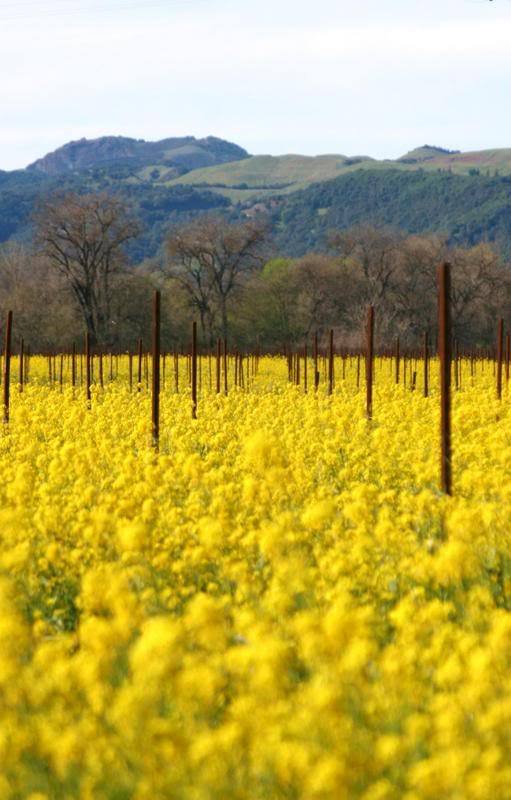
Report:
164,148,511,204
397,145,511,174
165,154,374,198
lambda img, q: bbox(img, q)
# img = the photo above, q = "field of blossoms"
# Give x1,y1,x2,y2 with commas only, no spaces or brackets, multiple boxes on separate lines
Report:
1,354,511,800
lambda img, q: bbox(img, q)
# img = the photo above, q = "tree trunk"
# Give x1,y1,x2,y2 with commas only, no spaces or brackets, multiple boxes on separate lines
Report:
220,296,228,340
83,308,98,348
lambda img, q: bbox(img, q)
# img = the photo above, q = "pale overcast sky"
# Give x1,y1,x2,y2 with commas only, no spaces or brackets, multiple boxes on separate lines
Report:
1,0,510,170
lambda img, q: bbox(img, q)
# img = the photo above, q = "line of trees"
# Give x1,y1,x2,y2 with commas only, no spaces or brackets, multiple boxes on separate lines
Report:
0,191,509,352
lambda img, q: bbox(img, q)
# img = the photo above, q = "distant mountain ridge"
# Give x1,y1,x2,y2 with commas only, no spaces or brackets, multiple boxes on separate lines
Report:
3,136,511,260
27,135,250,177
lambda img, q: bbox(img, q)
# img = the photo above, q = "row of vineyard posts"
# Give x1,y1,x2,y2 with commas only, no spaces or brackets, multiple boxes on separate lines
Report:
1,262,508,495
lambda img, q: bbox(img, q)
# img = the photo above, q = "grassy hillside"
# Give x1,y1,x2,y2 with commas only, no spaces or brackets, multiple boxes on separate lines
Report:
166,148,511,204
400,147,511,174
167,154,372,193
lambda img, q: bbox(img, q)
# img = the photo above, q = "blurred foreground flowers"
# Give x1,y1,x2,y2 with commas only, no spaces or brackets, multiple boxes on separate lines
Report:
0,356,510,799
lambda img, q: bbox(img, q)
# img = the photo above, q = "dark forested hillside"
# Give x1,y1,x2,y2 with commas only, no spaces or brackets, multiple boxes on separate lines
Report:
0,166,230,259
269,169,511,255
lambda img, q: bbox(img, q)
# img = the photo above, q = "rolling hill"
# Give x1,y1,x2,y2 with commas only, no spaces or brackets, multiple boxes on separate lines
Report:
3,136,511,260
165,145,511,204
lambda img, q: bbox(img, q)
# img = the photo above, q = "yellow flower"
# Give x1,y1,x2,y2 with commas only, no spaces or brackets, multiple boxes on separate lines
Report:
301,498,335,530
0,355,509,798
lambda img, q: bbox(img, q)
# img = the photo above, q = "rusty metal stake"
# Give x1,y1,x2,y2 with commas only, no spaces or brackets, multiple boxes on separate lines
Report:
328,329,334,396
137,338,143,392
191,321,197,419
366,306,374,419
3,311,12,423
223,338,228,395
497,318,504,400
423,331,429,398
19,337,24,393
85,333,91,405
438,262,452,495
152,291,161,448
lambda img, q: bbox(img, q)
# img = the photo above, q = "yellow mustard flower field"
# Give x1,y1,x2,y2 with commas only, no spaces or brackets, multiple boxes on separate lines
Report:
1,355,510,800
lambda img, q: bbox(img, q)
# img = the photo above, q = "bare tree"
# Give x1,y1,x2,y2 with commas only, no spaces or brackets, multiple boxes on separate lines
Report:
392,238,509,345
330,226,403,303
328,225,405,340
392,234,447,341
293,254,345,339
34,193,140,346
166,224,217,344
449,243,509,341
166,217,268,342
328,225,511,347
0,242,78,350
